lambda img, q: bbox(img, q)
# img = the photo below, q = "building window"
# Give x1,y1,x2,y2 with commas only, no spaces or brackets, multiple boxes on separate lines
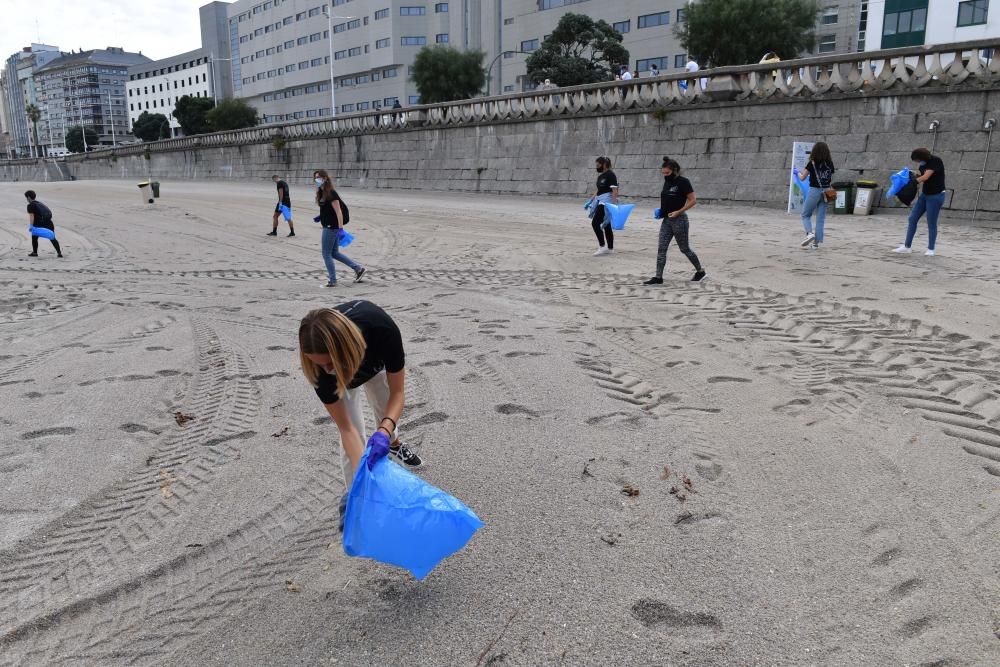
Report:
503,85,514,92
521,39,539,51
311,57,323,66
958,0,989,26
342,103,355,112
436,33,449,43
436,2,448,11
818,34,837,52
358,101,370,110
504,17,514,25
384,96,398,105
613,20,630,34
298,36,308,45
348,18,361,28
674,54,687,68
677,8,687,22
296,11,305,20
401,36,427,45
349,47,361,56
384,67,399,77
308,7,321,17
335,50,347,59
335,22,347,33
636,57,669,72
408,95,421,104
822,6,839,24
638,11,671,28
306,109,318,117
284,40,294,48
400,6,426,16
299,60,310,68
376,38,390,48
283,16,293,25
375,8,390,19
309,32,322,42
356,74,370,84
882,2,928,48
538,0,586,9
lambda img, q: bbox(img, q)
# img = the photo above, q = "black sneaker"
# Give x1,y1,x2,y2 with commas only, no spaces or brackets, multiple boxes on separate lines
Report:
353,267,366,283
266,231,277,236
338,493,347,532
691,270,707,282
287,231,295,237
643,277,663,285
27,253,38,257
389,442,422,467
325,281,337,287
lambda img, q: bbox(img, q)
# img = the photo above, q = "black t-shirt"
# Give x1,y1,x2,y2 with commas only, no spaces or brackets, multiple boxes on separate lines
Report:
596,170,618,196
660,175,694,215
806,160,834,188
920,156,945,195
314,300,405,404
276,180,291,206
317,188,343,228
27,201,54,229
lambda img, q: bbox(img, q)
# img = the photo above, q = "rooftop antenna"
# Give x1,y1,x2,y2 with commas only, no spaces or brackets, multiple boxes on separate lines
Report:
35,18,40,43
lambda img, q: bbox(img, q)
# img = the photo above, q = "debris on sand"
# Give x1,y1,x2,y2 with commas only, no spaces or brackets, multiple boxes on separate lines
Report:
621,485,640,497
271,426,289,438
173,411,195,426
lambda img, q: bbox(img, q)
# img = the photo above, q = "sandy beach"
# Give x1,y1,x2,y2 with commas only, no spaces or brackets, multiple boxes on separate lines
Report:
0,179,998,666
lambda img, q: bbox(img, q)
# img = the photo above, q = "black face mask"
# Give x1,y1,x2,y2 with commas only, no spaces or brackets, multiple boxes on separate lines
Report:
596,167,604,173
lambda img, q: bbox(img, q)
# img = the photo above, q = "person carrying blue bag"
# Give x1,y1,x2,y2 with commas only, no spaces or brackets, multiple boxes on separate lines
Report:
892,148,945,257
314,170,365,286
25,190,62,258
587,156,619,256
268,174,295,237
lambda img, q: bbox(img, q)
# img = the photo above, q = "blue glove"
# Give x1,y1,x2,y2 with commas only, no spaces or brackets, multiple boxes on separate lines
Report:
654,207,662,219
313,215,321,223
584,198,593,210
366,430,390,470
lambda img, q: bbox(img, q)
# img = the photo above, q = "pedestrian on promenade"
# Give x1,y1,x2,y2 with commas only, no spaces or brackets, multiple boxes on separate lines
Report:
797,142,835,249
268,174,295,237
299,302,423,528
314,169,365,286
24,190,62,258
588,156,619,256
643,157,706,284
892,148,945,256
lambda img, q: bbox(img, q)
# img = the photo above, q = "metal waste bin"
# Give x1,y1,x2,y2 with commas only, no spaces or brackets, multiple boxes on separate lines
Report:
150,181,160,198
853,180,880,215
137,181,153,204
833,181,856,214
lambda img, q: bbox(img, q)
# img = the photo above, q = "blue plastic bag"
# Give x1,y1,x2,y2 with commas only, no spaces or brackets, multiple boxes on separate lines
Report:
653,207,662,219
343,448,484,580
583,198,593,210
886,168,910,199
791,168,809,197
337,228,354,247
279,204,292,221
29,226,56,241
601,203,635,230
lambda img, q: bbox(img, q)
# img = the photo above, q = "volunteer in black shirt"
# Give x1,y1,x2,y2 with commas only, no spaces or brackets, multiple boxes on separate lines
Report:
893,148,945,256
24,190,63,258
797,142,835,249
314,169,365,286
268,174,295,237
299,302,422,524
644,158,705,284
589,156,618,256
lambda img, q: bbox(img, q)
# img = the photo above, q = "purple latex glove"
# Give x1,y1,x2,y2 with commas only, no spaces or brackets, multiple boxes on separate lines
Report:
313,215,322,223
366,430,390,470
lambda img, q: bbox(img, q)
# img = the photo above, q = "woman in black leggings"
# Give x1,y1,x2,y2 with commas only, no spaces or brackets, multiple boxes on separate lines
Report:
25,190,62,258
589,157,618,256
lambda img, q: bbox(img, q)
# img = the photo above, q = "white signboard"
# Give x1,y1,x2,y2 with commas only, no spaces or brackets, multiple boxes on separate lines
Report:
787,141,815,214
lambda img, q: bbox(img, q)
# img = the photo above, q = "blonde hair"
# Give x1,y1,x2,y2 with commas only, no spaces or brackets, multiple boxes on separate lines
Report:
299,308,367,398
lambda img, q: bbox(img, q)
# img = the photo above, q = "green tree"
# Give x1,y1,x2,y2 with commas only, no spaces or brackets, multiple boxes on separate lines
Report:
677,0,820,67
25,104,42,157
132,111,171,142
409,46,486,104
525,13,629,87
206,97,259,131
174,95,215,135
65,125,99,153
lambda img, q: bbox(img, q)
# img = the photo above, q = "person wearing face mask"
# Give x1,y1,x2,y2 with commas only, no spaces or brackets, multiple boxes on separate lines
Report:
24,190,62,258
892,148,945,256
643,157,706,284
314,170,365,286
299,303,422,529
588,157,619,256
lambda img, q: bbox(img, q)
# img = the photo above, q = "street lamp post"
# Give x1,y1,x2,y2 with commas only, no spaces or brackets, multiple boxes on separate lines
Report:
484,51,532,96
322,8,355,118
106,90,117,145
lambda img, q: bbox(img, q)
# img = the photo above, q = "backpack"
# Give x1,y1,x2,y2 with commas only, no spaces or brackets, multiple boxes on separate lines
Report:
33,201,53,223
340,199,350,225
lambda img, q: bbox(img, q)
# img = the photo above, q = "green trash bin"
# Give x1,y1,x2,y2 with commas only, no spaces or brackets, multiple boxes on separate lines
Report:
833,181,855,214
150,181,160,198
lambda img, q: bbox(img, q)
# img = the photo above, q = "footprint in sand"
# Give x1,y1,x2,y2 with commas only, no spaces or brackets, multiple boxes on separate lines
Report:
21,427,76,440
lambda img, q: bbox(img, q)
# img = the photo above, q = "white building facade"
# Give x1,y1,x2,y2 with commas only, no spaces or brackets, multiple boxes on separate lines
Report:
127,52,215,138
864,0,999,50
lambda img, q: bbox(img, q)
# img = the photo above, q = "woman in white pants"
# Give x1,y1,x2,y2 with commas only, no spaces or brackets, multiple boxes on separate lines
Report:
299,302,422,527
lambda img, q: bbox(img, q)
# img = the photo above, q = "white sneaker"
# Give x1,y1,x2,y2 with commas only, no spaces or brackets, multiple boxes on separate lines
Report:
925,249,936,256
891,245,912,254
593,247,612,256
800,233,815,247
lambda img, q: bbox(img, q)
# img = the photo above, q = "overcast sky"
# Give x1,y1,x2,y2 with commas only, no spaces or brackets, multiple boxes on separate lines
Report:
2,0,209,64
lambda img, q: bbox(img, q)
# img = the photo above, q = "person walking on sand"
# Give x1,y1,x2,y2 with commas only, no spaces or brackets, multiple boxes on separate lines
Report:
798,142,835,250
268,174,295,237
299,303,422,529
314,169,365,286
893,148,945,257
588,156,619,256
643,158,705,284
24,190,62,258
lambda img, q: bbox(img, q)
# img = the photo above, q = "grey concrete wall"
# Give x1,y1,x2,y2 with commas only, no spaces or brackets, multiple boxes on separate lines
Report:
5,89,1000,222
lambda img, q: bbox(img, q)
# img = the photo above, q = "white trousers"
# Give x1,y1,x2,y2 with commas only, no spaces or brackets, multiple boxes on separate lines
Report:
338,370,399,489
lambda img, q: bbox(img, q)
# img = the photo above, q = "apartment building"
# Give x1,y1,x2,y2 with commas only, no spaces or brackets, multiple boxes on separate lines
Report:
863,0,999,50
0,44,61,157
127,51,215,138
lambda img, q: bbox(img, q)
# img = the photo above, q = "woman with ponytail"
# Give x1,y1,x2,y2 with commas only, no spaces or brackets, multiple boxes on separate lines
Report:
587,156,619,256
314,169,365,286
299,302,421,526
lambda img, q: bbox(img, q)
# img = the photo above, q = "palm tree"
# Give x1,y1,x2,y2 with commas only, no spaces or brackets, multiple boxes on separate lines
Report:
25,104,41,158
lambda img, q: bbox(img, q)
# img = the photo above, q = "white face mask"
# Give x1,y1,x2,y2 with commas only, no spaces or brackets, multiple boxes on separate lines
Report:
314,178,324,187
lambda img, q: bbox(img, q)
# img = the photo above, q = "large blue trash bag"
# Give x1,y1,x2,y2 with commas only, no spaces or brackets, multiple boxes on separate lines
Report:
343,448,484,580
336,228,355,247
279,204,292,221
886,168,910,199
791,168,809,197
29,226,56,240
602,202,635,230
